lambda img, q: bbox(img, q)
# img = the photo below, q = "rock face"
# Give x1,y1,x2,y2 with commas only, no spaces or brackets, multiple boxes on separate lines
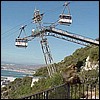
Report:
82,56,99,71
31,77,39,87
61,64,81,84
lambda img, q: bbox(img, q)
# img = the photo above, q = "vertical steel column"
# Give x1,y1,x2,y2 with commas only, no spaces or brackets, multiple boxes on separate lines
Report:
40,38,56,77
33,9,56,77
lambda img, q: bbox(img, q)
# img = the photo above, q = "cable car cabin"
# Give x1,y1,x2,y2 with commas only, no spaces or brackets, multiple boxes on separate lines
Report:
58,14,72,25
15,38,28,48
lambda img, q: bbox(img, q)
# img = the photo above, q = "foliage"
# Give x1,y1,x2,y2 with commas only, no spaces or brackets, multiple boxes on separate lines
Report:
33,66,48,77
31,72,64,94
79,68,99,84
1,77,32,99
33,45,99,78
48,72,64,87
1,45,99,99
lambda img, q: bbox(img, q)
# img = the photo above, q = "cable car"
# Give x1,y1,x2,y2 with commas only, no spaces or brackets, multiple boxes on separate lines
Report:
15,38,28,47
58,14,72,25
58,1,72,26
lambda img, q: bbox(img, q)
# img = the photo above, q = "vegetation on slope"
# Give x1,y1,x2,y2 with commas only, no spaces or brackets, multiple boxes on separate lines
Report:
34,45,99,76
1,45,99,99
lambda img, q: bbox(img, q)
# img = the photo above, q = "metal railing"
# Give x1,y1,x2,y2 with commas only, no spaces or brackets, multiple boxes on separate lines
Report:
20,82,99,99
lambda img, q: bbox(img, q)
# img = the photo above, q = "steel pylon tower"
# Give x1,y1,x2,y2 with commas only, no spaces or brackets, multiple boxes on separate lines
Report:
33,9,56,77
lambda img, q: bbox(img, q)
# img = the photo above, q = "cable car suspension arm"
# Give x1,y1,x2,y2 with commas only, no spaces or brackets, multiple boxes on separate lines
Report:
62,1,70,14
18,25,27,38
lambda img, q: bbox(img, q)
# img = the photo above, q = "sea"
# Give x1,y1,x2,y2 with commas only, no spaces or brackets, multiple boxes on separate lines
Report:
1,69,32,78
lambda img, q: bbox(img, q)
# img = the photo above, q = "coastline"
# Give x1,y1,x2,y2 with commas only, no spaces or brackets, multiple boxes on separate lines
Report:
1,76,16,82
1,68,35,75
1,67,36,88
1,69,33,88
1,76,16,88
1,69,33,83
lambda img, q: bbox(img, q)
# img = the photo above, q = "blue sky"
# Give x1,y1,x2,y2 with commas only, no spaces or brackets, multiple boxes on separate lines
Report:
1,1,99,65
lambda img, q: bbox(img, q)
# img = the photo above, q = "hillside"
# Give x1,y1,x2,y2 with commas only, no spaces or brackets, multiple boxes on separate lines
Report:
34,45,99,76
1,45,99,99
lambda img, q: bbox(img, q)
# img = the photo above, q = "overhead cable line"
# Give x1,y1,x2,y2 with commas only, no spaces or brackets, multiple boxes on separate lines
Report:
2,4,62,36
2,1,69,37
2,21,33,39
45,1,72,15
1,29,19,39
34,2,66,20
1,18,32,36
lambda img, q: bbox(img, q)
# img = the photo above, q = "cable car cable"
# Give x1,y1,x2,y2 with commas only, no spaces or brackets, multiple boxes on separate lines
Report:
42,2,63,14
1,29,19,39
1,18,32,36
2,1,69,37
1,2,62,36
2,21,33,40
